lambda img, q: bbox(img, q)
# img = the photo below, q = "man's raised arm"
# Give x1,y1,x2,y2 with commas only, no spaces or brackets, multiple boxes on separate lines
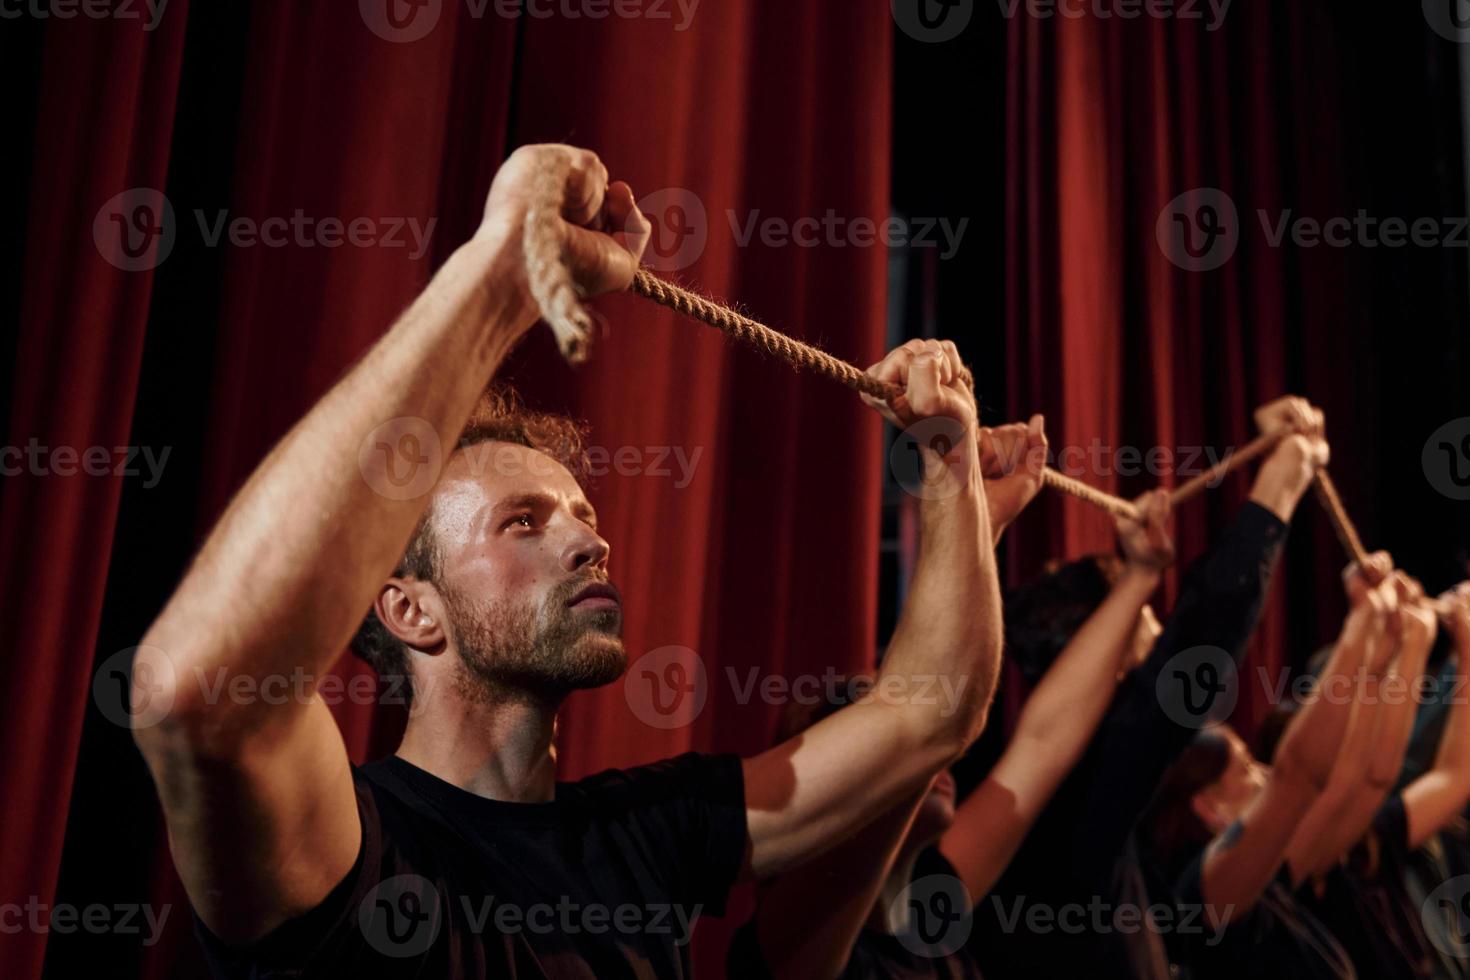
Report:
131,145,650,942
741,339,1003,879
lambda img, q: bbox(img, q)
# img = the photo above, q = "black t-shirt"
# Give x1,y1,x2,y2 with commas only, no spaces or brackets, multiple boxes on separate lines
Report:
193,752,748,979
1164,851,1355,980
972,502,1289,979
726,853,984,980
1300,796,1436,980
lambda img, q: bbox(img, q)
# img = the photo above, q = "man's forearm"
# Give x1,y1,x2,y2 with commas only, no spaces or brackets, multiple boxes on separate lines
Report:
881,453,1000,750
143,234,531,721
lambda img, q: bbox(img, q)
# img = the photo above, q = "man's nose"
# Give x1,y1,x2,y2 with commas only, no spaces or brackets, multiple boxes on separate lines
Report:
561,523,611,572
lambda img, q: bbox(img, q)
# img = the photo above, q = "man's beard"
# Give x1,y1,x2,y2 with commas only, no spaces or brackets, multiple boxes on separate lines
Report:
440,574,627,702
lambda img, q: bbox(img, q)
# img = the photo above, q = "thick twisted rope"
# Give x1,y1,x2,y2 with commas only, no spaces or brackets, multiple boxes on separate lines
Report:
525,157,594,363
1311,471,1369,567
524,182,1454,609
625,270,1294,522
526,243,1367,536
631,270,975,398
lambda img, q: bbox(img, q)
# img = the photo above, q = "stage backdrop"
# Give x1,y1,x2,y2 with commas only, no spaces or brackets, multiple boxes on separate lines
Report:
3,3,890,978
989,1,1470,739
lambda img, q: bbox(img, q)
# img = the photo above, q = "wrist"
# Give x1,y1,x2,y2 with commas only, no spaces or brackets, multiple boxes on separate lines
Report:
453,231,539,357
1249,463,1311,522
1120,563,1165,588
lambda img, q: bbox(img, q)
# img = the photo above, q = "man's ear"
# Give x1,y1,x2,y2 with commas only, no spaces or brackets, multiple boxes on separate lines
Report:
375,577,448,653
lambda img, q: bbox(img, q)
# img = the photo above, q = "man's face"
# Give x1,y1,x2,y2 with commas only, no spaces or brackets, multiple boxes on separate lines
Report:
426,441,625,699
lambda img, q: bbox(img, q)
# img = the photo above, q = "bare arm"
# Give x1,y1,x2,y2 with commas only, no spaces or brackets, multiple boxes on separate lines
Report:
1297,575,1438,876
1401,586,1470,849
1200,588,1389,925
131,146,650,942
742,340,1002,880
738,414,1049,977
941,490,1175,900
1282,553,1396,879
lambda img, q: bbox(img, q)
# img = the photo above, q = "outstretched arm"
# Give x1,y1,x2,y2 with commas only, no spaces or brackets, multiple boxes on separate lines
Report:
1401,585,1470,849
736,417,1048,979
131,146,650,942
1282,553,1396,880
742,340,1003,880
941,490,1175,900
1292,573,1439,877
1070,398,1327,891
1198,583,1393,927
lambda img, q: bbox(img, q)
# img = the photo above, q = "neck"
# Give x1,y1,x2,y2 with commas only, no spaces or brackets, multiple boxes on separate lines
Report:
396,682,562,803
868,845,925,935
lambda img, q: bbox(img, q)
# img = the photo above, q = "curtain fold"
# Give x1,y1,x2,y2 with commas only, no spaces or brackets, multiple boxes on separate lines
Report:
0,9,192,979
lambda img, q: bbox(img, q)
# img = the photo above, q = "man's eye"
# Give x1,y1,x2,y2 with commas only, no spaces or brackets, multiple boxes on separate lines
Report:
506,514,533,530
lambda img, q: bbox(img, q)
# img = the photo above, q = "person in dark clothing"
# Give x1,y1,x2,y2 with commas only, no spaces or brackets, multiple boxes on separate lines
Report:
729,483,1177,979
970,397,1331,979
1141,570,1459,980
129,144,1035,978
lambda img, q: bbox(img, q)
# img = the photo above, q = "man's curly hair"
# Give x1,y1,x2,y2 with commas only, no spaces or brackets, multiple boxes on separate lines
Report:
349,384,590,706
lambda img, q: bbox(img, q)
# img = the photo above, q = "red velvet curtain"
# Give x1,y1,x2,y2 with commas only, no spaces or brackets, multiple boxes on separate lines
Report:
4,4,891,978
0,8,192,980
1001,4,1367,737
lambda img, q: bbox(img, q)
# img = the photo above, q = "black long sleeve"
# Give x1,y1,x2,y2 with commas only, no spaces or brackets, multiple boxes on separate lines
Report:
1070,500,1288,893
